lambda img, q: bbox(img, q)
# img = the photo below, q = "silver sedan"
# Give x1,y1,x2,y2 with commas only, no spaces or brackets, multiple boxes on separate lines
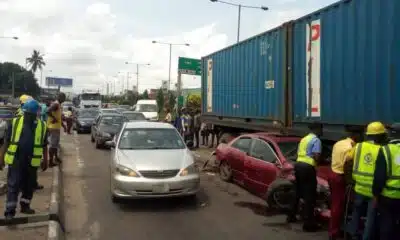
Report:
106,121,200,203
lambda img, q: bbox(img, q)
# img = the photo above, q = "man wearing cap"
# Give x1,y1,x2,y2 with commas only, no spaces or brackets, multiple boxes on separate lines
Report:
0,99,48,221
347,121,389,240
16,95,32,117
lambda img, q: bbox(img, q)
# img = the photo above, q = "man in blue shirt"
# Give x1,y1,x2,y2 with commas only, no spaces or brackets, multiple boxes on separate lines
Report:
287,122,323,232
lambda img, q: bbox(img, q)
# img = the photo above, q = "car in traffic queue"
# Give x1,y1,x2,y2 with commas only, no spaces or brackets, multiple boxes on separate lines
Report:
118,105,131,110
91,113,127,149
100,108,121,115
215,132,332,212
132,99,159,121
74,109,99,134
106,121,200,203
121,111,146,122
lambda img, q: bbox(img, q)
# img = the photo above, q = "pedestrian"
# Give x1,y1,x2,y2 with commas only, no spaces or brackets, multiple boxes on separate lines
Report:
389,123,400,145
328,126,361,240
346,121,388,240
286,122,323,232
174,110,183,135
209,125,221,148
372,125,400,240
193,109,201,148
47,92,66,167
181,108,190,142
64,107,73,134
164,108,172,123
0,99,48,222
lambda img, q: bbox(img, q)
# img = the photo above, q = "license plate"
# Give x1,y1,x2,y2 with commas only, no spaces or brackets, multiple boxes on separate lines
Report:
152,183,169,193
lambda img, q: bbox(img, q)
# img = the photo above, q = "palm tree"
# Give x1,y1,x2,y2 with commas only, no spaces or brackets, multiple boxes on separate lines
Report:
26,49,46,86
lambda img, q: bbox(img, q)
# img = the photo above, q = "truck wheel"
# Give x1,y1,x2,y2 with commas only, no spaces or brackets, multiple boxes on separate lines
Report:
219,161,232,182
219,133,234,144
266,179,295,211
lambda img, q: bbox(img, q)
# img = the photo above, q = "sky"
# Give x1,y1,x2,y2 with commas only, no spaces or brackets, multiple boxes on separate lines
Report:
0,0,337,95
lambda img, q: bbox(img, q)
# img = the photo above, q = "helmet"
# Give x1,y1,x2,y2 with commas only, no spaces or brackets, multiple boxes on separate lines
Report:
22,99,40,114
366,121,386,135
20,94,32,104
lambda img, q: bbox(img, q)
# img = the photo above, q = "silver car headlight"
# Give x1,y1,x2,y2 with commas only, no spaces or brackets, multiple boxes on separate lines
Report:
180,163,199,176
116,164,139,177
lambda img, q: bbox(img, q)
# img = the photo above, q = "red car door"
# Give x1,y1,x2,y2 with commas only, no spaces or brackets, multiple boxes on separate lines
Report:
228,137,253,185
244,139,281,196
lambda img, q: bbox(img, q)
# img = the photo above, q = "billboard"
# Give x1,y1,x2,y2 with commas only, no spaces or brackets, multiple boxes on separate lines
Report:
46,77,73,87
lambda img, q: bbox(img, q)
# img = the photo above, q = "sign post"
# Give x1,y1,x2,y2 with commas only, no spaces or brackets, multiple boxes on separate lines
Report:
177,57,201,102
45,77,73,88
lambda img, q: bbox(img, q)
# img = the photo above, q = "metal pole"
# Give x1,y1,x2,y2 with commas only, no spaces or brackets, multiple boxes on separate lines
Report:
40,69,43,87
168,44,172,90
11,72,15,98
237,4,242,43
136,64,139,93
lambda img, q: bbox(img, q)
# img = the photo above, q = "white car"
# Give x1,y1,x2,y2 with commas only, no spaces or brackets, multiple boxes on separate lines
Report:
106,121,200,203
132,100,159,121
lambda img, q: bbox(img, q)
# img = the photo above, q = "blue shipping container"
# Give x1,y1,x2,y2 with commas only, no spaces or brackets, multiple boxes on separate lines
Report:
292,0,400,126
201,26,287,124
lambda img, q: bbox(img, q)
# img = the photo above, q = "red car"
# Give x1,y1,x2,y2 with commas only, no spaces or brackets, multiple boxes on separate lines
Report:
215,132,332,211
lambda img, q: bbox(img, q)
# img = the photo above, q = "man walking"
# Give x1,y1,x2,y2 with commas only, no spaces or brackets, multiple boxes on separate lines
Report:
0,99,48,222
193,109,201,148
47,92,65,167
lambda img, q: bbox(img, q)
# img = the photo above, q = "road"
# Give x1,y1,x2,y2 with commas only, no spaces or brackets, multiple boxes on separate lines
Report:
62,132,328,240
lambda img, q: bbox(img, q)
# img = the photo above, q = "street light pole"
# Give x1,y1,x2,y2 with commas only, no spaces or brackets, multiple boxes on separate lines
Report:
151,41,190,90
125,62,150,94
209,0,268,42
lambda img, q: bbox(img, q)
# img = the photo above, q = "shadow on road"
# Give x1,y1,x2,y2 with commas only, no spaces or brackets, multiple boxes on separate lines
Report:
234,201,283,217
115,188,210,213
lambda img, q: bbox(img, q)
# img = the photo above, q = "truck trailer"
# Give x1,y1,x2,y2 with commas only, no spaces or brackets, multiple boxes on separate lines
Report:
201,0,400,142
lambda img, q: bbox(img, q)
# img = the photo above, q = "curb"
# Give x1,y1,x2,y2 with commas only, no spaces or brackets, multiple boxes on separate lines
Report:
47,164,65,240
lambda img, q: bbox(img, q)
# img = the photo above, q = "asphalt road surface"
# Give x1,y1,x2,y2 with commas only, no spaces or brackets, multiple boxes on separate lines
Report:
62,132,328,240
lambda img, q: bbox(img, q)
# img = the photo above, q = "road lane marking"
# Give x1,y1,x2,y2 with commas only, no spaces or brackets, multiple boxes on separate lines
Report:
73,132,84,168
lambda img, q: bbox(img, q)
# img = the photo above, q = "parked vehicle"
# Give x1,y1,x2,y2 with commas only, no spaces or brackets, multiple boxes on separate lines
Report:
105,121,199,203
74,109,98,134
132,100,158,121
215,132,331,212
91,113,127,148
121,111,146,121
201,0,400,142
0,107,14,142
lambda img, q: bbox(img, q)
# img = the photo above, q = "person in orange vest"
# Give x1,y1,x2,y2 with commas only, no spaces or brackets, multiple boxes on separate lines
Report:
286,122,323,232
47,92,66,167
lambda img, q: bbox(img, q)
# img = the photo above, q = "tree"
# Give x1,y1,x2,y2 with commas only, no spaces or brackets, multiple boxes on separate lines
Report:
26,50,45,73
168,91,176,111
140,90,149,100
0,62,40,98
156,88,164,113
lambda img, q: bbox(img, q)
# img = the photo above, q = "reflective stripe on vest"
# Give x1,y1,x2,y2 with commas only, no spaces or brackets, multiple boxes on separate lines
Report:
16,108,23,117
4,117,46,167
381,144,400,199
296,133,316,166
352,142,380,197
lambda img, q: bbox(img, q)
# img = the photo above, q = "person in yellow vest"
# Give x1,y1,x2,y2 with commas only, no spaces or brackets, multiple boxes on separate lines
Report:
0,99,48,222
16,94,32,117
286,122,323,232
346,121,388,240
372,126,400,239
47,92,66,167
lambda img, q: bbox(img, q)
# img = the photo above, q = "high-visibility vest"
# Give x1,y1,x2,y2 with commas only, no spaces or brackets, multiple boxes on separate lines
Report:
15,107,23,117
47,102,62,129
4,117,46,167
381,144,400,199
352,142,381,197
297,133,317,166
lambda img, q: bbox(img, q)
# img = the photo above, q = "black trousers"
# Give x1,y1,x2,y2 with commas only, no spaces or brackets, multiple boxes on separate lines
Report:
194,128,200,148
288,162,317,226
378,196,400,240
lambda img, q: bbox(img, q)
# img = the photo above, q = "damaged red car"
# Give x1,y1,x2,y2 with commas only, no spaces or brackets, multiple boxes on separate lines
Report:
215,132,332,217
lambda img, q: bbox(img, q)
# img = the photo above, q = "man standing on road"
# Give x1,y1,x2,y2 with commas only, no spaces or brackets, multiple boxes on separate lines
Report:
47,92,66,167
0,99,48,222
346,121,388,240
328,126,361,240
16,95,32,117
193,109,201,148
287,122,323,232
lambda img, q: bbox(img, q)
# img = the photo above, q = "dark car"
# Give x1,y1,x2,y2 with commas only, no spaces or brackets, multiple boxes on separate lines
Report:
74,109,99,134
91,114,127,149
121,111,146,121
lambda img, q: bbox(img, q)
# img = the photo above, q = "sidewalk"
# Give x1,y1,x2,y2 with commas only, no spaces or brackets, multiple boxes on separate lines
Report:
192,145,219,172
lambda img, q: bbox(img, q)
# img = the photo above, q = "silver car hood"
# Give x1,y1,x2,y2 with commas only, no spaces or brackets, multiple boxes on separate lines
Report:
116,148,194,171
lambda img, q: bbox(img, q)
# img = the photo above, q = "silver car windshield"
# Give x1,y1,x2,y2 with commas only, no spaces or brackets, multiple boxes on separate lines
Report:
118,128,185,150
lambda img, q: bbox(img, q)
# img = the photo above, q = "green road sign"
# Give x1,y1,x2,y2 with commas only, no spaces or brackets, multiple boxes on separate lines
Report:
178,57,201,76
177,96,184,107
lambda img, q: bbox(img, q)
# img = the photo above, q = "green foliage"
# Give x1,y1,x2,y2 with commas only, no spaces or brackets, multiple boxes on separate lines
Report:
168,91,176,111
156,88,164,113
26,50,45,73
0,62,40,98
186,93,201,112
140,90,149,100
